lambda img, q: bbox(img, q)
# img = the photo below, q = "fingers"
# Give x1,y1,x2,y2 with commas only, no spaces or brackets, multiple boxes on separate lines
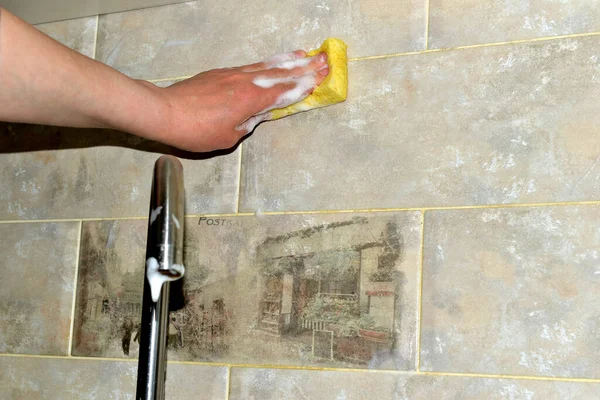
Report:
262,50,306,69
251,80,298,113
235,112,272,134
235,67,328,134
238,50,306,72
235,50,330,131
254,52,328,80
273,73,318,109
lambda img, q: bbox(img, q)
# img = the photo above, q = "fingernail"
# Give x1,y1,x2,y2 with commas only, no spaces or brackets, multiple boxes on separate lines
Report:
319,52,327,63
319,66,330,76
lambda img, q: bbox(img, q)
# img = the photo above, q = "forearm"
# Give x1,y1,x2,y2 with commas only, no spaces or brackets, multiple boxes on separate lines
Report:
0,8,168,139
0,8,329,152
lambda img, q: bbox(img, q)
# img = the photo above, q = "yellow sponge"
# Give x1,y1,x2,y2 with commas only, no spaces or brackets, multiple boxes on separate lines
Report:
270,38,348,120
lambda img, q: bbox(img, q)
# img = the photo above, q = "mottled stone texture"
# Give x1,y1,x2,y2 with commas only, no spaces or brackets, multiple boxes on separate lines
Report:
0,357,227,399
421,206,600,377
429,0,600,48
5,0,600,397
241,36,600,211
35,16,97,58
230,368,600,399
0,222,79,355
95,0,426,79
72,213,422,370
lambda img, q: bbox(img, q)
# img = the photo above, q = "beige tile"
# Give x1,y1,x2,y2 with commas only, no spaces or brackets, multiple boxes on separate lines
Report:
95,0,426,80
0,124,239,219
35,16,98,58
429,0,600,49
0,222,79,355
0,357,227,399
73,212,421,370
152,79,183,88
241,36,600,212
230,368,600,400
421,206,600,377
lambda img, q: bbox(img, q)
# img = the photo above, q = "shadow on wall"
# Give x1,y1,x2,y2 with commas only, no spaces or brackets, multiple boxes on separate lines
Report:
0,122,241,160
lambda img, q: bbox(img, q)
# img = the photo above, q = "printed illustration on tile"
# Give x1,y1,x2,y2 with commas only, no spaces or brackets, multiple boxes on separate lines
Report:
72,213,421,369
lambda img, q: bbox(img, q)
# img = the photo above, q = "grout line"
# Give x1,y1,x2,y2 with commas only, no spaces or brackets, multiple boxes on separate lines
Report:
91,15,99,60
415,210,426,371
234,143,244,214
0,216,148,224
67,221,83,357
255,200,600,214
0,353,137,362
1,200,600,224
187,213,254,219
347,30,600,62
2,353,600,384
225,366,232,400
424,0,431,50
144,31,600,81
420,371,600,384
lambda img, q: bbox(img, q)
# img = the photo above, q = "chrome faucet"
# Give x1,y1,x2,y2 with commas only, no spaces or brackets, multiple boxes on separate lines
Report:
136,155,185,400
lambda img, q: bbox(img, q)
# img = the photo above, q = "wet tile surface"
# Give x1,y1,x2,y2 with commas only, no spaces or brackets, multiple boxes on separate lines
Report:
0,357,227,399
0,222,79,355
96,0,426,80
230,368,600,399
429,0,600,49
241,36,600,212
421,206,600,377
73,212,422,370
35,16,98,58
0,124,239,219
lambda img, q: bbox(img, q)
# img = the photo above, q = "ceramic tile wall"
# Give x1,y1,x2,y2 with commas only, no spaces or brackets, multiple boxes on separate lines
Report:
2,1,600,398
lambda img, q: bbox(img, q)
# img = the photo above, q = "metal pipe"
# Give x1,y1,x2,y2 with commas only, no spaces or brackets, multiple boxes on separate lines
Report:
136,155,185,400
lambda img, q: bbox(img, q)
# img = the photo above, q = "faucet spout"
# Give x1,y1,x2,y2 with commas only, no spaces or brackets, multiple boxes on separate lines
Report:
136,155,185,400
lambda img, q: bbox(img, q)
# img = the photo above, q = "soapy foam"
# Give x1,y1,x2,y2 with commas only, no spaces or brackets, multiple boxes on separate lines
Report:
146,257,185,302
150,206,163,224
253,73,316,106
272,56,313,70
236,52,326,134
270,73,317,109
262,52,303,69
236,113,271,134
237,73,317,133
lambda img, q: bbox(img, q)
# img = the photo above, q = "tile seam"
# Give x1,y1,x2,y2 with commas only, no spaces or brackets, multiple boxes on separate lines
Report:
66,220,83,357
424,0,431,50
141,31,600,82
1,353,599,383
92,15,99,60
349,30,600,62
235,144,244,214
1,200,599,224
415,210,426,371
225,366,232,400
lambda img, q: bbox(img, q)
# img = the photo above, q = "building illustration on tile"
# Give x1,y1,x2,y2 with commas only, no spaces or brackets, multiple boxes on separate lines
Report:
251,218,401,364
72,220,148,358
72,214,420,369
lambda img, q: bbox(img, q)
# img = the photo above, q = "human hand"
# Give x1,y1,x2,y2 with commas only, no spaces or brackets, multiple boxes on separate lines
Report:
147,51,329,152
0,9,331,153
